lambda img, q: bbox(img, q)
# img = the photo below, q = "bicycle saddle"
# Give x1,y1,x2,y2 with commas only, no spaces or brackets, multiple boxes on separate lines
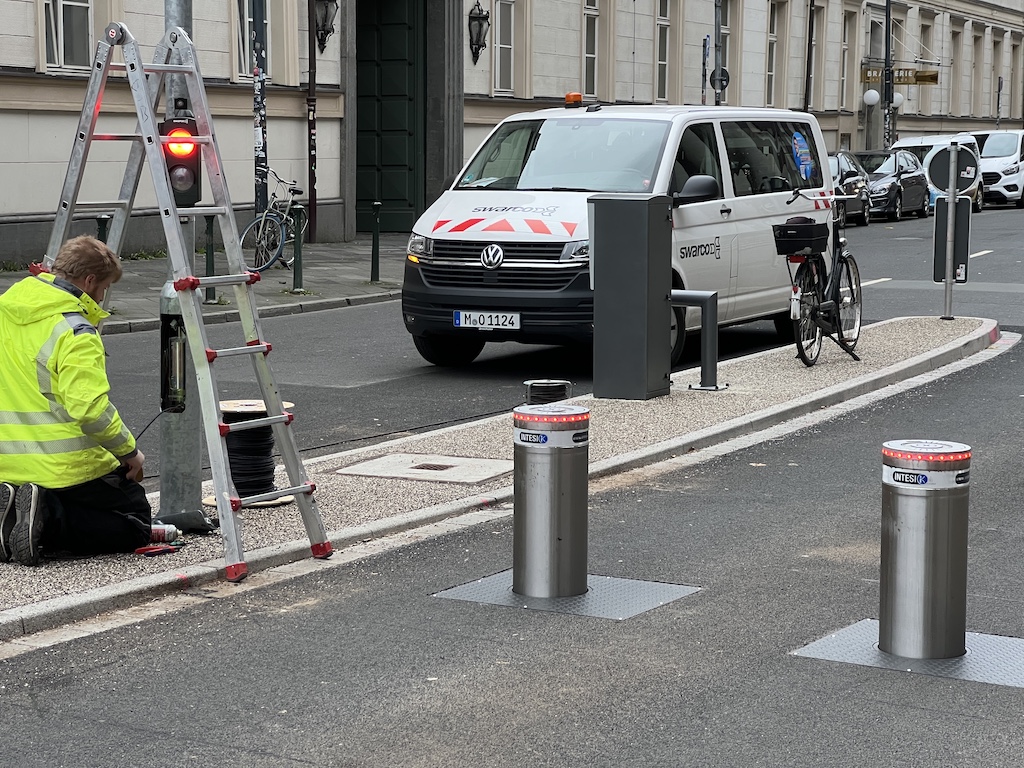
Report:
289,185,304,195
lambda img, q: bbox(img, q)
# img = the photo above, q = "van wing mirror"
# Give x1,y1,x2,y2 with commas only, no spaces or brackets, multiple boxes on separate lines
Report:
672,174,720,206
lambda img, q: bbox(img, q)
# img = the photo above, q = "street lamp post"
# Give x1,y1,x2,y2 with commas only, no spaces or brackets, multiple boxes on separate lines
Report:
882,0,893,149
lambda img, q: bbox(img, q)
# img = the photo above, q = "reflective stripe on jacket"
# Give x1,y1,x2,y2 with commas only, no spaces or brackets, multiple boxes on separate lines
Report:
0,273,135,488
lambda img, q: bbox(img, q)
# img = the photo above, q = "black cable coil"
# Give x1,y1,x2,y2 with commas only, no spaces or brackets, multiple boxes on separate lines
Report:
223,410,277,497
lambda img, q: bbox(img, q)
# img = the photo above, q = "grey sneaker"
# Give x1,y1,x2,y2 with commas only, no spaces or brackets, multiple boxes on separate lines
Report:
0,483,14,562
11,483,45,566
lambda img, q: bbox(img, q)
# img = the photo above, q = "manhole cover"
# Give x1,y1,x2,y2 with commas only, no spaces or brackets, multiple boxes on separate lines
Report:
336,453,513,484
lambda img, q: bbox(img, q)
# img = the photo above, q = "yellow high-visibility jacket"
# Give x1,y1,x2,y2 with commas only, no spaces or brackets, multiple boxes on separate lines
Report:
0,274,136,488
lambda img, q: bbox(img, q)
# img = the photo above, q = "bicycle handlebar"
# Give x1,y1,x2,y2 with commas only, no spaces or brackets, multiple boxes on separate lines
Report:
786,188,862,205
267,167,299,189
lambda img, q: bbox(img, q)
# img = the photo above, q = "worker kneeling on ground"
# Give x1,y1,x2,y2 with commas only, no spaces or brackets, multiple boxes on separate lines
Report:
0,236,152,565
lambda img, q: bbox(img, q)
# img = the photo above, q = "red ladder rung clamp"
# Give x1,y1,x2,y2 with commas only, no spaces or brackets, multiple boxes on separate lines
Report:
206,348,218,362
245,270,260,284
218,422,231,436
229,497,242,512
303,481,316,494
246,339,272,354
173,276,201,292
29,262,51,275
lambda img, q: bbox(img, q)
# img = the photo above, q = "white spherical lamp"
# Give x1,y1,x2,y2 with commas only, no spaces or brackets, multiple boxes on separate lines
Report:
892,92,905,109
863,89,881,107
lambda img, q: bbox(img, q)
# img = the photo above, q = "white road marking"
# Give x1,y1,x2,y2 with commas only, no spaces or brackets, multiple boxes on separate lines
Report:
969,249,993,259
860,278,892,287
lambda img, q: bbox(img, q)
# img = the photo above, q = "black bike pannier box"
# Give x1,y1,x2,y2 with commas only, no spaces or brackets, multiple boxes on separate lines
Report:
772,221,828,256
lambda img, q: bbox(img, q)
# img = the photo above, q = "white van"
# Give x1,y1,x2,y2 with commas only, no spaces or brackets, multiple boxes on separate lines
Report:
892,133,982,212
402,99,834,366
972,129,1024,207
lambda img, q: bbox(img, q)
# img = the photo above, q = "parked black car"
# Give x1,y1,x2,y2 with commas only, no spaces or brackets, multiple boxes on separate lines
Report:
853,149,929,221
828,150,871,227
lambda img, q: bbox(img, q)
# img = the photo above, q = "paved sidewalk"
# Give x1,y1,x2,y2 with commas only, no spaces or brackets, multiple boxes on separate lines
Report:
0,308,1009,643
0,233,411,333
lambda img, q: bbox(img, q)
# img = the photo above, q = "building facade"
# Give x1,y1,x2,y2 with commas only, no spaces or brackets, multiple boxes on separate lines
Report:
466,0,1024,157
0,0,1020,256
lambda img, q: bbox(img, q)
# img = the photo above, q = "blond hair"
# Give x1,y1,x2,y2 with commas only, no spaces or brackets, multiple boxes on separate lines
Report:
53,236,122,283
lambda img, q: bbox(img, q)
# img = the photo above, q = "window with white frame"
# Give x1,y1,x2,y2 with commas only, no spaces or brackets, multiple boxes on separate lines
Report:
656,0,670,101
495,0,515,94
584,0,599,99
44,0,92,69
766,1,778,106
840,12,853,110
808,5,823,109
236,0,271,78
719,0,731,102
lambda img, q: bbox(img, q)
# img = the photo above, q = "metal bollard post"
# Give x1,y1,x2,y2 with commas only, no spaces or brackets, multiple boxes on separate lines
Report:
291,204,304,293
371,200,382,282
95,214,112,243
878,439,972,659
512,404,591,598
204,214,216,304
523,379,573,405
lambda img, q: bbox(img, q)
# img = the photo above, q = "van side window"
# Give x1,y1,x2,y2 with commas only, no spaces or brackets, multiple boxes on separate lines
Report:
671,123,723,197
722,120,824,196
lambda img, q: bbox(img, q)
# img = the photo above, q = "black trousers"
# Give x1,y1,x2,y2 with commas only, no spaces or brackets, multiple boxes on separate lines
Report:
40,467,151,555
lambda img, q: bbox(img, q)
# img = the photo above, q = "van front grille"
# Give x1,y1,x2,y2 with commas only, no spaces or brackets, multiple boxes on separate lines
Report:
432,240,566,263
419,263,585,291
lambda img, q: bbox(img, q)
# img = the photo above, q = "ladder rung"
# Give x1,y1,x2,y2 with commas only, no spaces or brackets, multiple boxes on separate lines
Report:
175,205,228,217
206,342,272,361
94,133,143,142
219,412,293,435
65,201,131,211
110,62,195,74
174,273,259,291
234,483,316,509
160,135,214,147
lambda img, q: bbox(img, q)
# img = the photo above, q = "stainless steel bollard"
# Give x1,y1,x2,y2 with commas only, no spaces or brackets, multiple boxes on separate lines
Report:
523,379,573,405
512,404,591,598
878,439,972,659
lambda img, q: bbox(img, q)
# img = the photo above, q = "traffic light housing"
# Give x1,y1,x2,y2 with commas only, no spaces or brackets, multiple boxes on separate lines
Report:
159,117,202,207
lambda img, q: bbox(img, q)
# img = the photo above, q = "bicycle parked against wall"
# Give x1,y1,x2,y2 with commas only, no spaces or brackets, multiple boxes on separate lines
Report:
772,190,863,366
239,168,308,272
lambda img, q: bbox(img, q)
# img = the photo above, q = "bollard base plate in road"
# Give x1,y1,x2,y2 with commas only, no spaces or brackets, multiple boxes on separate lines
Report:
793,619,1024,689
434,569,699,621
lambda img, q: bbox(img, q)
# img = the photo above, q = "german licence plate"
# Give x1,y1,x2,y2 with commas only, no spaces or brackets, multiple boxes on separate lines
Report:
453,310,520,330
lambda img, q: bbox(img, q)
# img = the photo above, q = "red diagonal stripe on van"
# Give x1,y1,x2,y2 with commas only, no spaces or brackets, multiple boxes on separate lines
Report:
483,218,515,232
449,218,486,232
525,219,551,235
562,221,578,236
432,219,451,232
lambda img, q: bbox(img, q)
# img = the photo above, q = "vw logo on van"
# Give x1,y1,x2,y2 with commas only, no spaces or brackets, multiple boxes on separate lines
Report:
480,244,504,269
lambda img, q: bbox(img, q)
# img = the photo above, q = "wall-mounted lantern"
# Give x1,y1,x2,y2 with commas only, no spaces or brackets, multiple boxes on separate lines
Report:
468,0,491,65
315,0,339,54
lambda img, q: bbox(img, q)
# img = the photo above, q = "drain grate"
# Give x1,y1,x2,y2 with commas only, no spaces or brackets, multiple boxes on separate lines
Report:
411,463,455,471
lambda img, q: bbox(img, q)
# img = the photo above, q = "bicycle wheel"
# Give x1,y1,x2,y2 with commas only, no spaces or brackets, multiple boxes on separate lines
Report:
281,206,308,267
792,259,823,367
837,252,862,350
239,212,285,272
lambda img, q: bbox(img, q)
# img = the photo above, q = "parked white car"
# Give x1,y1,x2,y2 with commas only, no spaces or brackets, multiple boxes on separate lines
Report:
972,129,1024,208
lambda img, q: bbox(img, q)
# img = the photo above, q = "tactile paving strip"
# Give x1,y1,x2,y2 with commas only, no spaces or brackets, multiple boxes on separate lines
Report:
434,569,700,620
793,619,1024,688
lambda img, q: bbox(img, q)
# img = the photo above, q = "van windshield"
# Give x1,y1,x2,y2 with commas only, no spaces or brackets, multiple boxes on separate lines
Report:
981,133,1020,158
456,118,670,193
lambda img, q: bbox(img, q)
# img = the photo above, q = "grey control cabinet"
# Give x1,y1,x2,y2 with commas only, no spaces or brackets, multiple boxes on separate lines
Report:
589,194,672,400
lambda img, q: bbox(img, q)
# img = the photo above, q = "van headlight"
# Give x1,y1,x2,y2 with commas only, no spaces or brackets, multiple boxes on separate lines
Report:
1002,164,1020,176
562,240,590,261
407,234,433,257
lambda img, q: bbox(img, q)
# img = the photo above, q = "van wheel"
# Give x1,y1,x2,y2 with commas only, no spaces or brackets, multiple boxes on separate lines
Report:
1016,196,1024,209
670,303,686,367
412,334,485,366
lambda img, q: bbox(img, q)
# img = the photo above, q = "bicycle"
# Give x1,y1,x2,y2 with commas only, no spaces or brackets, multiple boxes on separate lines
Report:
772,189,863,366
239,168,308,272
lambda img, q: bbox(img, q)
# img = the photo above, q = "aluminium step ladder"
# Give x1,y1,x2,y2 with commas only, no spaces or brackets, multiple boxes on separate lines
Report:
41,22,332,581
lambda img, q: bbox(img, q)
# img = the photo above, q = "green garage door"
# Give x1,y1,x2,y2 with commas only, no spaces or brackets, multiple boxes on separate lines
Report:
356,0,425,232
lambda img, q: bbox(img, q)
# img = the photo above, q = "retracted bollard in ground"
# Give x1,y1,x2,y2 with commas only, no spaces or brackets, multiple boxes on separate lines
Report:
512,404,591,598
879,439,972,659
523,379,573,405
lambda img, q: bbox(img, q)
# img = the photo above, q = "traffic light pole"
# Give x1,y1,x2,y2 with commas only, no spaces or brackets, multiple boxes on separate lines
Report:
158,0,204,531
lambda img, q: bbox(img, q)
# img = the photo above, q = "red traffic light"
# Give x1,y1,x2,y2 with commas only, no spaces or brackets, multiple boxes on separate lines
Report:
166,127,197,158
